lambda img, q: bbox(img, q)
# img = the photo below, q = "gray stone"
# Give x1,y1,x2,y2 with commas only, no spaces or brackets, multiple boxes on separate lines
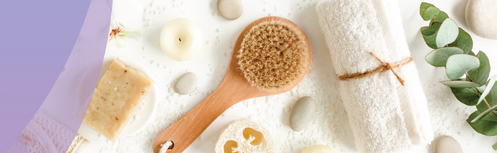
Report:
174,72,198,95
466,0,497,39
432,135,463,153
290,96,315,131
217,0,243,20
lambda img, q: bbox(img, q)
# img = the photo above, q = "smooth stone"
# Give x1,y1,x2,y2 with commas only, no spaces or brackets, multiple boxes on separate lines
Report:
290,96,315,131
432,135,463,153
466,0,497,39
217,0,243,20
174,72,198,95
301,145,335,153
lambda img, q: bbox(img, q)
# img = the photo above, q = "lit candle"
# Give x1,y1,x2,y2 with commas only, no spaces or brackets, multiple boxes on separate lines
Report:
160,18,203,61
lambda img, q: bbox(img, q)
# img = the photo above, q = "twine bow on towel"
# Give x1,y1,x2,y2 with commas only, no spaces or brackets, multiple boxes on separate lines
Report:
338,52,413,86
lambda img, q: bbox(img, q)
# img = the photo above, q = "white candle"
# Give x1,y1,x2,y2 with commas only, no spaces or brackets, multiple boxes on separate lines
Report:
160,18,203,61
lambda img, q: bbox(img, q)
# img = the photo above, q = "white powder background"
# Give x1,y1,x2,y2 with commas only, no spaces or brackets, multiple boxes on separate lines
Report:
82,0,497,152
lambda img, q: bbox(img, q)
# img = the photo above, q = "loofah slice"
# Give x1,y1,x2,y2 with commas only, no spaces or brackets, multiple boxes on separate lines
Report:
215,119,275,153
237,20,309,92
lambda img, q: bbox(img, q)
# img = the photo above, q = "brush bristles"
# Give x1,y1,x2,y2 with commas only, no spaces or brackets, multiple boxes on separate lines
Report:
237,20,308,92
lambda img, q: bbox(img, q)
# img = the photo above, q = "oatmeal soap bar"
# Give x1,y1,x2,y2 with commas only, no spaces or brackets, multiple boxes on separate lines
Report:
83,58,154,141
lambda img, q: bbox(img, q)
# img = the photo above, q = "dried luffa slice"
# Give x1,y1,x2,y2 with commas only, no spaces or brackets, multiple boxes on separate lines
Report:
215,119,275,153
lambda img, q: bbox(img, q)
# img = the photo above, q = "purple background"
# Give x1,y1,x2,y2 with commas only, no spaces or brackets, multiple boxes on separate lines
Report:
0,0,111,152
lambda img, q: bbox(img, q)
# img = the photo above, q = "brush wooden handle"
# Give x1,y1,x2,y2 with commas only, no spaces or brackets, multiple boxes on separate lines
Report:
152,72,253,153
152,93,228,152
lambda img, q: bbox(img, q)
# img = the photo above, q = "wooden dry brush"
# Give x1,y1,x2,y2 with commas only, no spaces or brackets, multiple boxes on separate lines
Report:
419,2,497,150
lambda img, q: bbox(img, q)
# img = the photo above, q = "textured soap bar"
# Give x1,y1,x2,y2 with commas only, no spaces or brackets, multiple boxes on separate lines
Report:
83,58,154,141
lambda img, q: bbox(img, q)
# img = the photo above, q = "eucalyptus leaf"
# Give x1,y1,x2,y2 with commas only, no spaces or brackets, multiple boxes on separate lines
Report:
467,111,497,136
477,96,497,113
469,50,476,56
430,11,449,25
422,34,438,49
436,18,459,48
448,28,473,53
468,52,490,85
451,87,480,106
422,6,441,21
445,54,480,80
478,76,497,103
472,104,497,123
482,110,497,122
477,80,497,114
493,142,497,151
482,79,497,112
477,99,493,113
441,80,481,88
420,2,435,16
421,22,442,36
425,47,464,67
478,85,487,93
421,23,442,49
489,82,497,102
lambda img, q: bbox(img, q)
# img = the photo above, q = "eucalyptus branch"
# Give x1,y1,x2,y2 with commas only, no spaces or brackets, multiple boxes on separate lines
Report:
419,2,497,150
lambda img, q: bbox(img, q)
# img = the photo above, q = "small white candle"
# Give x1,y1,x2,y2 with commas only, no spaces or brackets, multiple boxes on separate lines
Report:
160,18,203,61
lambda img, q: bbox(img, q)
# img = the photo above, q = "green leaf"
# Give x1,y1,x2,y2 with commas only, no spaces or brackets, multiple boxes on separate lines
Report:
472,76,497,122
479,76,496,103
477,85,487,93
448,28,473,53
477,99,491,113
436,18,459,48
422,34,438,49
451,87,480,106
482,110,497,122
481,79,497,112
420,2,435,16
425,47,464,67
469,50,476,55
441,80,481,88
493,142,497,151
421,23,442,49
430,11,449,24
468,52,490,85
477,80,497,113
472,104,497,123
467,111,497,136
445,54,480,80
422,6,441,21
421,22,442,36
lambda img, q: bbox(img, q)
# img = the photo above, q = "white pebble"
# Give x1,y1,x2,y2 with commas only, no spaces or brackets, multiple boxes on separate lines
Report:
466,0,497,39
174,72,198,95
432,135,463,153
290,96,315,131
217,0,243,20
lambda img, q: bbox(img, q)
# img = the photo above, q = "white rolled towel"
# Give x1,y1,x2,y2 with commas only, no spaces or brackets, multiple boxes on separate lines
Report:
316,0,433,153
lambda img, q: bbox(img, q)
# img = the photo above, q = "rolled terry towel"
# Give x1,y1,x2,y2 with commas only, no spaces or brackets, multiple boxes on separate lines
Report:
316,0,433,153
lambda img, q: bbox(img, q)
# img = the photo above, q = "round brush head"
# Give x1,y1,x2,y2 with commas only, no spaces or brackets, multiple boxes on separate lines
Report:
237,19,310,92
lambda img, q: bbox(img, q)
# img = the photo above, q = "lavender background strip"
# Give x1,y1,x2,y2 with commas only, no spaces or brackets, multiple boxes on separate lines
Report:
0,0,111,152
